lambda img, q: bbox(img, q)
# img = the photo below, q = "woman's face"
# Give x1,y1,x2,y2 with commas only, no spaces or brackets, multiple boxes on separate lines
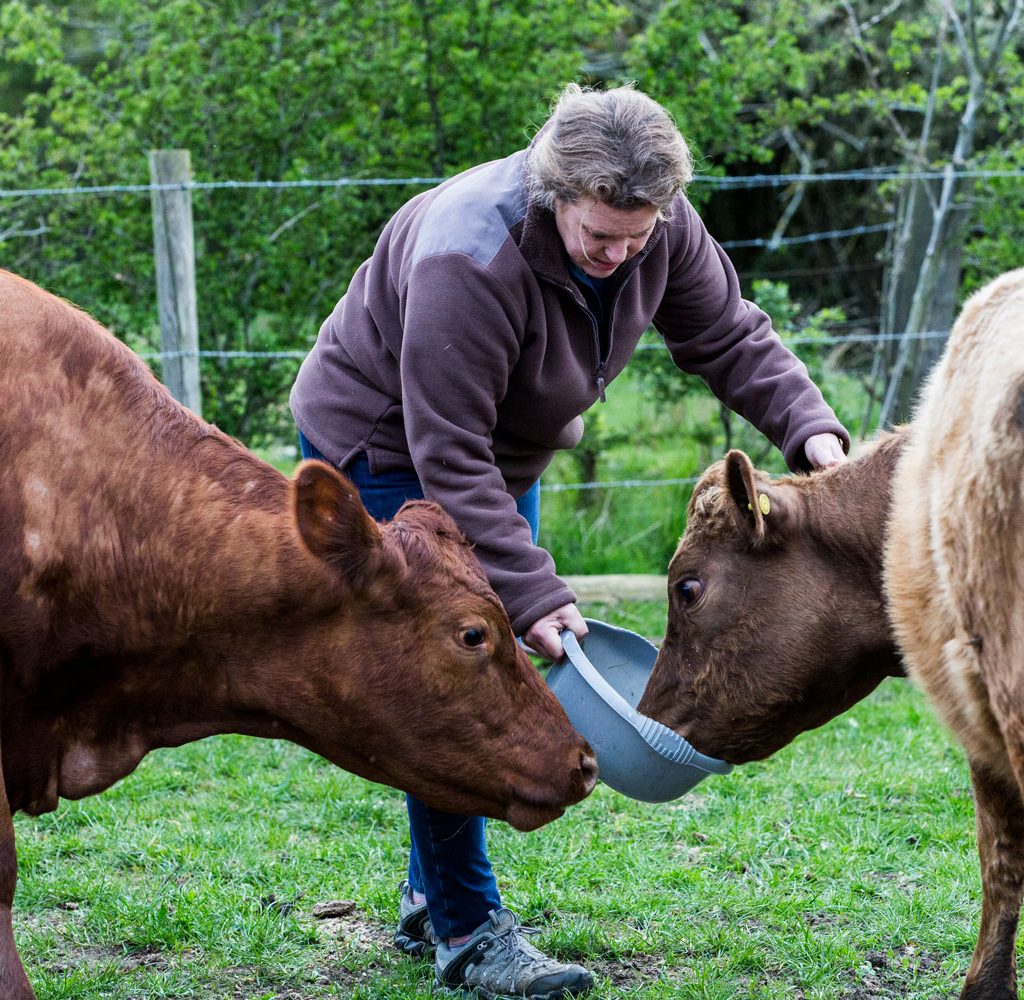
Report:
554,197,660,278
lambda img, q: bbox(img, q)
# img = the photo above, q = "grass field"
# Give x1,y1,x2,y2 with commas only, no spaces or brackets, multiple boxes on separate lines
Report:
16,599,982,999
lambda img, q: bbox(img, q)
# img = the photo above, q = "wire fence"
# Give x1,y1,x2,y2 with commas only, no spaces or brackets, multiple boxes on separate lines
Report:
4,163,1024,200
139,328,948,362
5,161,1017,495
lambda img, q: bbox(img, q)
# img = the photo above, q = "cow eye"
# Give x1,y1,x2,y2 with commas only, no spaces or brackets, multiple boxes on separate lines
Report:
460,627,487,648
676,577,704,606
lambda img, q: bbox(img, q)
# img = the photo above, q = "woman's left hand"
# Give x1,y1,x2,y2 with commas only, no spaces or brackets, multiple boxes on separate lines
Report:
803,432,846,470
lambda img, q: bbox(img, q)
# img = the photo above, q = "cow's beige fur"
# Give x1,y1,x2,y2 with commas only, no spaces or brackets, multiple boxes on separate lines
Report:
886,267,1024,999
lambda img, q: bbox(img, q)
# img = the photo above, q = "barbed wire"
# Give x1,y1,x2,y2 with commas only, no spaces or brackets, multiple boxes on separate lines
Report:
139,328,947,362
3,164,1024,201
0,177,447,199
540,475,701,494
2,163,968,498
139,349,310,359
691,166,1024,188
718,222,892,249
639,329,946,349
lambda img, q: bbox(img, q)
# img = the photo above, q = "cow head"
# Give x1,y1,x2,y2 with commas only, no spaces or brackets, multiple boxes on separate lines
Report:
279,460,597,831
637,446,903,765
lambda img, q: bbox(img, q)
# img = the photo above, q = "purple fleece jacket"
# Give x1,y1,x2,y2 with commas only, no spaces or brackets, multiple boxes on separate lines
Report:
290,147,849,635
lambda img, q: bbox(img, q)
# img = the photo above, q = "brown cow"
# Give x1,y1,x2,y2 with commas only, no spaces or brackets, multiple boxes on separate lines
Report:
639,268,1024,999
0,270,597,1000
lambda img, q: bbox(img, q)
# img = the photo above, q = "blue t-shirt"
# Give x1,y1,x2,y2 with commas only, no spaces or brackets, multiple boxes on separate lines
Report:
569,262,616,351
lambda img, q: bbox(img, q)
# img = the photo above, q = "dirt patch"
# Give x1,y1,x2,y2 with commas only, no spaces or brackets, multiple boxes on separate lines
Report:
802,909,847,929
19,905,184,977
302,908,395,953
588,952,667,990
843,944,951,998
215,961,399,999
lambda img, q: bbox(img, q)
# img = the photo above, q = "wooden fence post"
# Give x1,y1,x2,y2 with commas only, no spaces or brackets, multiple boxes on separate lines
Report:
148,149,202,416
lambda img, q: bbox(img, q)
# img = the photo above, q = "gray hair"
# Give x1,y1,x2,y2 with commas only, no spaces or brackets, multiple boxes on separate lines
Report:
526,83,694,216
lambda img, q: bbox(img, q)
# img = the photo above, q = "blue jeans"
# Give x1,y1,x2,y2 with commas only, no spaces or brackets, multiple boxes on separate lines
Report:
298,431,540,939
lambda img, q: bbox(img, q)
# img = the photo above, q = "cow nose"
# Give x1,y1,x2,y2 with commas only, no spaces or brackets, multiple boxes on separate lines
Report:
578,748,599,795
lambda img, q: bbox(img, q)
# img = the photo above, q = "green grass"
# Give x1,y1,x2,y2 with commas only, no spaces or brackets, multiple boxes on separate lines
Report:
15,600,982,999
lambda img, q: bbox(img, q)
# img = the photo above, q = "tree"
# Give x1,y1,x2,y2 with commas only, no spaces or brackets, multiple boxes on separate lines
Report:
6,0,1024,449
0,0,623,443
624,0,1024,433
869,0,1024,426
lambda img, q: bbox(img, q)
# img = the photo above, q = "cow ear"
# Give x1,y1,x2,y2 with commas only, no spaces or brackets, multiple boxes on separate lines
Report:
724,449,772,544
292,460,383,584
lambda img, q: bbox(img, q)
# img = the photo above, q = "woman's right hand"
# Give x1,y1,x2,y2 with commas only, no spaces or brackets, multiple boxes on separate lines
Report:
522,603,588,662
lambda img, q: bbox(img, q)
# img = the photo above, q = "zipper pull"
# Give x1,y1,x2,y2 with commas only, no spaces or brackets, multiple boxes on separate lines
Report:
596,375,607,403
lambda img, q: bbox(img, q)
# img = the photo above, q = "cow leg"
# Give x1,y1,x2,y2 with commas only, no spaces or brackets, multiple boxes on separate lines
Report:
0,708,32,997
0,799,33,998
0,771,32,999
960,762,1024,1000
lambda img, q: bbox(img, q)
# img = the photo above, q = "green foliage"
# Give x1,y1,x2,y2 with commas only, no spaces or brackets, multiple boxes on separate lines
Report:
623,1,1024,324
750,278,847,387
625,2,846,168
0,0,622,443
4,0,1024,552
961,144,1024,298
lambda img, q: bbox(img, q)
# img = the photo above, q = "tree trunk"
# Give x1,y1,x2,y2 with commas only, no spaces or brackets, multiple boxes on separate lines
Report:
877,176,965,426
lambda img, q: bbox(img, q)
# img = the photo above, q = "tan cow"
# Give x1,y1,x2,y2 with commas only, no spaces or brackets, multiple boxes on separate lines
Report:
639,269,1024,999
887,267,1024,999
0,270,596,1000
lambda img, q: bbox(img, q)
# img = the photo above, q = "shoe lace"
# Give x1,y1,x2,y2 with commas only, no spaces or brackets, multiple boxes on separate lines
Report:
484,920,557,982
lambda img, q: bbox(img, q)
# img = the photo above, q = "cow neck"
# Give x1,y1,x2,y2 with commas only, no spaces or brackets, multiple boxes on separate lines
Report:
823,433,905,556
802,430,907,585
10,448,335,814
797,430,909,680
96,436,328,648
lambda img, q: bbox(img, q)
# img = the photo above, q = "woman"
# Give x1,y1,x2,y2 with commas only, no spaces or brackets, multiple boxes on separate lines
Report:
291,82,848,999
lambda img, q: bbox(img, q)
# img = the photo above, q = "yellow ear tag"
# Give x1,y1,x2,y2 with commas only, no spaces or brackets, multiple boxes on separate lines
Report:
747,493,771,515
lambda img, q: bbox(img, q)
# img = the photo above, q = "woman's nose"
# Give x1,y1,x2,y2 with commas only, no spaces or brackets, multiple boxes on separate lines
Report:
605,241,629,263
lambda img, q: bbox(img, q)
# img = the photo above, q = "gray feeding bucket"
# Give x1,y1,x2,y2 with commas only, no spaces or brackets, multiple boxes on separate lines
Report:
547,619,732,802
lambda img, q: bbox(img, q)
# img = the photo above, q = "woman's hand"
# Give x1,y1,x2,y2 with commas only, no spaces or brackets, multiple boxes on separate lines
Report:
803,432,846,470
523,604,588,662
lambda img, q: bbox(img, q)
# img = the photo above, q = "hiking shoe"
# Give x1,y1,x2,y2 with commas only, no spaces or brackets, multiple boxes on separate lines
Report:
394,880,437,958
435,907,594,999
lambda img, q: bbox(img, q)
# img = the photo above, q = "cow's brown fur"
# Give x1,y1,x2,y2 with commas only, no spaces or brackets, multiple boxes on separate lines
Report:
638,431,906,762
0,270,596,999
638,267,1024,999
